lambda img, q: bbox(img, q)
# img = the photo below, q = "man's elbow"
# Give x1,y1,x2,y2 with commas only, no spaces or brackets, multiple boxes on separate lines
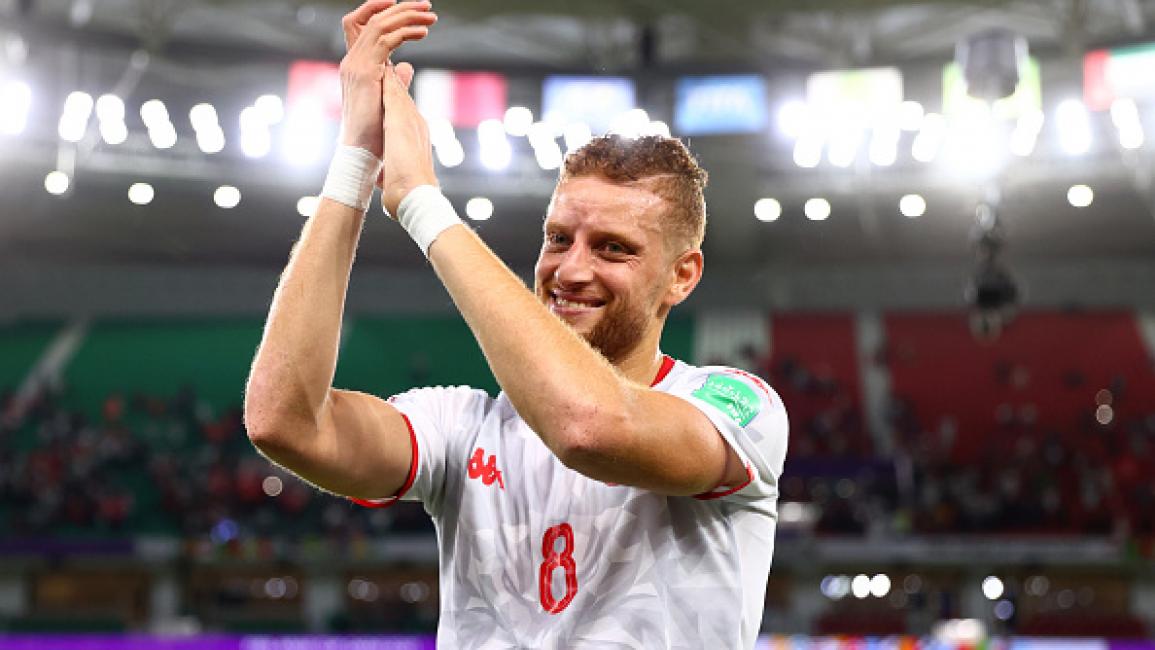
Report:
552,407,629,476
243,392,315,456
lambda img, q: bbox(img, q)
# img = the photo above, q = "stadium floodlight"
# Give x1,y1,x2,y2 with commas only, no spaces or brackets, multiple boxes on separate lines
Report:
214,185,242,209
478,119,512,172
59,91,94,142
428,117,457,149
1055,99,1092,155
609,108,650,139
1067,184,1093,208
261,475,283,497
140,99,169,128
900,194,927,218
850,574,871,599
982,576,1004,600
0,80,32,135
563,122,593,153
828,122,863,168
240,107,272,159
503,106,534,137
95,93,126,123
99,119,128,145
870,574,891,598
254,94,285,125
869,125,900,167
645,121,671,138
1110,98,1144,150
533,140,564,171
197,127,226,154
282,109,330,167
148,123,178,150
912,113,946,163
44,171,70,196
776,100,808,139
804,197,831,221
189,103,220,131
898,100,925,131
1009,110,1044,157
297,195,320,217
793,135,823,168
436,138,465,168
465,197,494,221
128,182,155,205
754,198,781,222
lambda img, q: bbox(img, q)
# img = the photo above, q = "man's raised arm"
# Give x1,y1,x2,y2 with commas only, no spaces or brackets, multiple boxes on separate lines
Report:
243,1,436,501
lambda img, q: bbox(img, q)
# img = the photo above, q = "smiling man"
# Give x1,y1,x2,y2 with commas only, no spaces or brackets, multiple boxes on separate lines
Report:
244,1,788,647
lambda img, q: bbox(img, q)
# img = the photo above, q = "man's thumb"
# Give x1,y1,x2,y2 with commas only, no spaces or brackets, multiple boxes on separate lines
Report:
395,62,416,91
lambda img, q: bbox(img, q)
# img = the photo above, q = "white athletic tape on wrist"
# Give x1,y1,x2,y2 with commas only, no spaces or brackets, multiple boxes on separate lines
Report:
320,146,382,212
397,185,464,257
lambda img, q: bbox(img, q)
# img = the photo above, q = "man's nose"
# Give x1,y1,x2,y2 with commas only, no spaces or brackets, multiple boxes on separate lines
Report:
554,244,594,287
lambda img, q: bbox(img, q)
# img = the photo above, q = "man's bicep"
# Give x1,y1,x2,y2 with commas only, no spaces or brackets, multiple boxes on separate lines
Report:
287,389,414,501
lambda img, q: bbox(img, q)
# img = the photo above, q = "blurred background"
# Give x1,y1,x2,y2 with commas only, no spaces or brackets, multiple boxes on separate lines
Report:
1,0,1154,647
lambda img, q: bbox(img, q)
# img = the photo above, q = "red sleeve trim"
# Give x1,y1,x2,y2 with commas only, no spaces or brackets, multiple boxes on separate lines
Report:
650,354,676,387
693,463,755,501
348,412,419,509
723,368,774,402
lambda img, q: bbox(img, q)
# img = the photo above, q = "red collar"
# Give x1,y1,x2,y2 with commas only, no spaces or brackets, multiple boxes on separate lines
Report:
650,354,676,387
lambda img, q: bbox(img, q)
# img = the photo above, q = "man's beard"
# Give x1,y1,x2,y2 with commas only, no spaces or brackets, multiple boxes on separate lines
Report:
582,297,649,363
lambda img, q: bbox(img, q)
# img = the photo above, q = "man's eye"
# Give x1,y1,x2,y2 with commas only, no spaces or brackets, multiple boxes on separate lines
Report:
546,233,568,246
603,242,628,255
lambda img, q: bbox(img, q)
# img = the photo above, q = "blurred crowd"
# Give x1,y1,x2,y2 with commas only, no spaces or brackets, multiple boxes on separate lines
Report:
2,346,1154,543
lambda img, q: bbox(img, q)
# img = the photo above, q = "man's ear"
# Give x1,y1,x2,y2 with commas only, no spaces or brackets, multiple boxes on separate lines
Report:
665,248,703,308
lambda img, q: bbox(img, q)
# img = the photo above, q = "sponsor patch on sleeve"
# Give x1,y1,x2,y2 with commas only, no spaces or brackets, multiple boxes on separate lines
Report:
692,373,762,426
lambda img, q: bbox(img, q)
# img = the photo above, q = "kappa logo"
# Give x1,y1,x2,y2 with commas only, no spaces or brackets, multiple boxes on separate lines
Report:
467,447,505,490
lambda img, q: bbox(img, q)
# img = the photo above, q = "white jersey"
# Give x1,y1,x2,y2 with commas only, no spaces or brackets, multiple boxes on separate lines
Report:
352,356,788,649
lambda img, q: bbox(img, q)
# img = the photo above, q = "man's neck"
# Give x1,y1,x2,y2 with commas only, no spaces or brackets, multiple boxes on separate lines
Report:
611,330,666,386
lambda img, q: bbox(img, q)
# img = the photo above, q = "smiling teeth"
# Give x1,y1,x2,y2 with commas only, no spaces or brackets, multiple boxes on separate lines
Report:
556,297,594,309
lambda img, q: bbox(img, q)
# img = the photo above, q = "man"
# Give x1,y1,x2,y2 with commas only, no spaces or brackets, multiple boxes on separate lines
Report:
244,1,788,647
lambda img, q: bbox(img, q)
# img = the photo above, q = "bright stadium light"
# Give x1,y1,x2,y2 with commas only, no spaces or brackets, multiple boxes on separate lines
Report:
297,195,320,217
254,94,285,124
189,103,219,131
95,94,126,123
478,118,512,171
912,113,946,163
197,127,226,154
804,197,831,221
900,194,926,218
609,108,650,139
646,120,671,138
870,574,892,598
754,198,782,222
128,182,155,205
59,91,95,142
44,171,70,196
982,576,1005,600
1056,99,1092,155
149,123,178,150
240,107,272,159
1110,98,1144,150
503,106,534,137
0,80,32,135
563,122,593,153
820,575,850,600
777,100,808,139
533,139,564,170
140,99,169,128
793,134,823,168
465,197,494,221
282,109,330,167
214,185,241,209
100,119,128,145
1009,110,1045,157
436,138,465,168
1068,184,1093,208
898,100,925,131
827,121,863,168
851,574,871,599
869,124,900,167
428,117,457,149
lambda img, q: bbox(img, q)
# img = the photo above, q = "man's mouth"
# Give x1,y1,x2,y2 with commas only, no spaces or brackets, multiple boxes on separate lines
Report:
549,292,606,314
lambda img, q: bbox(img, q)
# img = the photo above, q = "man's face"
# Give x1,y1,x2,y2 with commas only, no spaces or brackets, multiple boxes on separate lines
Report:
534,175,677,362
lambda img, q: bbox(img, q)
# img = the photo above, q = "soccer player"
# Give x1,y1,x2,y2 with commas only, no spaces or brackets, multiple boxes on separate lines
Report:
244,1,788,646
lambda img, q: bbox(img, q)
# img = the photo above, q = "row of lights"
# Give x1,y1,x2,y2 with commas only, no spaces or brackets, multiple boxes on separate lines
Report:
751,184,1097,223
777,96,1148,173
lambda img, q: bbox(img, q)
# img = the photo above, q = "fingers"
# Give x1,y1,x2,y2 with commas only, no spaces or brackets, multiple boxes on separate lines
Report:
341,0,397,49
371,23,434,62
395,62,416,91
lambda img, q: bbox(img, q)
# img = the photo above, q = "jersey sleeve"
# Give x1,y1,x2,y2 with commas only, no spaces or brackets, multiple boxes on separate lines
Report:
667,367,788,507
349,385,490,516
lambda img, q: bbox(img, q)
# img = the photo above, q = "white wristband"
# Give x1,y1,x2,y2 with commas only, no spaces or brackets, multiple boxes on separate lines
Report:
396,185,464,257
320,146,382,212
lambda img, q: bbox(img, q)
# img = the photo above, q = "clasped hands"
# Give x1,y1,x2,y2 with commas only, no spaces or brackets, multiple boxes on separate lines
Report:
339,0,440,217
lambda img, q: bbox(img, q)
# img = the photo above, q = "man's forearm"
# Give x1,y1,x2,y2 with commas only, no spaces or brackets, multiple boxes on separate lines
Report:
428,224,635,456
245,199,365,437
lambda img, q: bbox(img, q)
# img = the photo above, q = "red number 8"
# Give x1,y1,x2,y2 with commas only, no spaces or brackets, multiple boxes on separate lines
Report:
539,523,577,614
